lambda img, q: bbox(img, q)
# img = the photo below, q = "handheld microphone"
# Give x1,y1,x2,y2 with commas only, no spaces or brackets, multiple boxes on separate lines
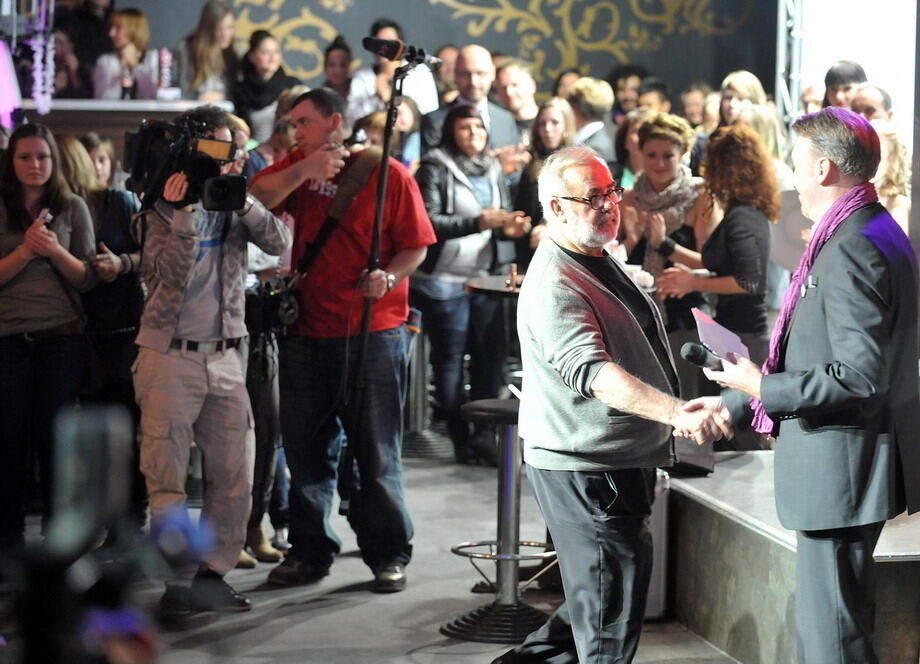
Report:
361,36,442,66
680,342,723,371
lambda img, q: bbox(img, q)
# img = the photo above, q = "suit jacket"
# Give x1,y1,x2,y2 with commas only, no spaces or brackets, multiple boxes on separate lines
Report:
578,125,617,166
725,202,920,531
421,99,521,154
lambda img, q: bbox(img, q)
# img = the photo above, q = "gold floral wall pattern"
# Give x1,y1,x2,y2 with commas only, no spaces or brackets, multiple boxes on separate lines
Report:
232,0,757,88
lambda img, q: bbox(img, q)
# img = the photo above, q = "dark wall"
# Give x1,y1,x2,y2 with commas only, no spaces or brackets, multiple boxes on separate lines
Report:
136,0,777,101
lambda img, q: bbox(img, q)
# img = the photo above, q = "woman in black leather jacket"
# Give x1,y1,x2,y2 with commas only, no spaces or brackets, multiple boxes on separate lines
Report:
411,105,530,463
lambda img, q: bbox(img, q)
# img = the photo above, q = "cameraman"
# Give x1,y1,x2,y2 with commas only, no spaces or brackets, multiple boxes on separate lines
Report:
132,105,291,617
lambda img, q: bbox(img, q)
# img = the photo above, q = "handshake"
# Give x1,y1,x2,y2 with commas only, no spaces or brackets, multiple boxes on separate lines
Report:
671,396,732,445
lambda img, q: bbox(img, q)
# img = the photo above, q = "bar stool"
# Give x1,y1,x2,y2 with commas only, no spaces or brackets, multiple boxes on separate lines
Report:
439,398,553,644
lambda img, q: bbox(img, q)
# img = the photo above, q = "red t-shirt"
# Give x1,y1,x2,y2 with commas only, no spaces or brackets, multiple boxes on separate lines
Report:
253,149,435,338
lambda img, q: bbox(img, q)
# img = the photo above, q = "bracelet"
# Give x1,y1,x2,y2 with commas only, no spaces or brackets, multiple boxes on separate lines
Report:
655,237,676,257
120,253,133,274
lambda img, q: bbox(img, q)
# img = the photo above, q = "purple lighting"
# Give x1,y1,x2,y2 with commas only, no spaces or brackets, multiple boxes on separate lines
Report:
0,40,22,130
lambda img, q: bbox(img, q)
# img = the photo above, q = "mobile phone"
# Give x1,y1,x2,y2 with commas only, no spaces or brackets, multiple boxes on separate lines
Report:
41,211,53,226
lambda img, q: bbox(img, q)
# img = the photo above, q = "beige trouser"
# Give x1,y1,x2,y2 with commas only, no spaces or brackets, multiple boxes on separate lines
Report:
133,345,254,583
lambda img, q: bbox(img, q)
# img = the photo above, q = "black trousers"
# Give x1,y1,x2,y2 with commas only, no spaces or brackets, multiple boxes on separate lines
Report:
515,465,655,664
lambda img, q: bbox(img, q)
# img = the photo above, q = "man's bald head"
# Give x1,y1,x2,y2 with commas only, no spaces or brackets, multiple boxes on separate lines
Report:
455,44,495,103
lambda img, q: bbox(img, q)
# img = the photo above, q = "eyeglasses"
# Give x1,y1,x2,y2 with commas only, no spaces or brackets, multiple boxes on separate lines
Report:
556,187,625,210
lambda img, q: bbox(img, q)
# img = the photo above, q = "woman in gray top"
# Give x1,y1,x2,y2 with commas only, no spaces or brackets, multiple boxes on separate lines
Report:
0,124,96,550
411,105,530,463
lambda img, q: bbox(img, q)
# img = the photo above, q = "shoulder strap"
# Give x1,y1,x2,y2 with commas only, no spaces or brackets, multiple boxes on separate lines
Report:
328,146,383,219
296,147,383,275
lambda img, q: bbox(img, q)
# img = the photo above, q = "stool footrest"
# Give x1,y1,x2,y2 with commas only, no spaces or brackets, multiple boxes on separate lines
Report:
450,540,555,562
440,600,549,644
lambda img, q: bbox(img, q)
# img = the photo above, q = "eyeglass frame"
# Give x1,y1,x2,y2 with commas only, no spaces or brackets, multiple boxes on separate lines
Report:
555,186,625,210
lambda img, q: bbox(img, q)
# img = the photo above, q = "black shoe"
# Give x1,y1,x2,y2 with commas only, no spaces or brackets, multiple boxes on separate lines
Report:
490,649,518,664
468,431,498,467
267,557,330,586
372,564,407,593
189,569,251,612
159,584,192,618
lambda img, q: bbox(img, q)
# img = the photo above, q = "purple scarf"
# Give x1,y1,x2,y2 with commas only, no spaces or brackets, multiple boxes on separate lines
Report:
750,181,878,435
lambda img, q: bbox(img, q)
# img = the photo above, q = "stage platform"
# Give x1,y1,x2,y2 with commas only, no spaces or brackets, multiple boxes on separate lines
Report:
668,451,920,664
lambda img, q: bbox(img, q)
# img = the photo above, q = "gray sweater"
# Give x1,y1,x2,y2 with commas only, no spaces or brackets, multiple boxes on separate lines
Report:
517,238,676,471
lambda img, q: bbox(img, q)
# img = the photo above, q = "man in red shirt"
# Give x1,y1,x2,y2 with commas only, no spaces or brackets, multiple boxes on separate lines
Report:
250,88,435,592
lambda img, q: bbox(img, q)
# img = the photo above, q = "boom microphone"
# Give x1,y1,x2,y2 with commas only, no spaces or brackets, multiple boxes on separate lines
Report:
680,342,723,371
361,36,442,66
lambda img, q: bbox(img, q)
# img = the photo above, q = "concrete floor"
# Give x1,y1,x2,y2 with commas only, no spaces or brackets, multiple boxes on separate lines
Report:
146,456,739,663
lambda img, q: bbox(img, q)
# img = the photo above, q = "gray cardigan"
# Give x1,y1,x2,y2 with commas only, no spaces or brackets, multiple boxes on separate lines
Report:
517,238,676,471
135,199,291,353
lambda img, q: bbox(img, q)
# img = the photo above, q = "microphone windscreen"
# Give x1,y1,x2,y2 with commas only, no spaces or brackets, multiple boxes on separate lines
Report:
361,36,404,61
680,342,722,370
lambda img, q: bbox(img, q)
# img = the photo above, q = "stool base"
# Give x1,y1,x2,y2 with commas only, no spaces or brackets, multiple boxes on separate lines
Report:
440,600,548,644
402,428,453,459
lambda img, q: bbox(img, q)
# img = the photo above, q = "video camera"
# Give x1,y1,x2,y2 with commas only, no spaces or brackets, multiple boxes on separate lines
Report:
124,117,247,211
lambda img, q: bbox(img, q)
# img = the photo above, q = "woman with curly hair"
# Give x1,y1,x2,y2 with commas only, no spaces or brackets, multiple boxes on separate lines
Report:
619,111,718,400
656,123,779,367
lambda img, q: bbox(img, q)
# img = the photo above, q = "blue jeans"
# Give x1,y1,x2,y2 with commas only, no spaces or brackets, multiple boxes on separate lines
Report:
0,333,89,549
410,288,508,451
269,447,290,530
278,326,414,571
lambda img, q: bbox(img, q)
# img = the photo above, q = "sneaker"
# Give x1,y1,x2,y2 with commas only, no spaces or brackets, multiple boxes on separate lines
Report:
159,584,191,618
267,557,330,586
189,569,251,612
270,527,291,552
372,564,407,593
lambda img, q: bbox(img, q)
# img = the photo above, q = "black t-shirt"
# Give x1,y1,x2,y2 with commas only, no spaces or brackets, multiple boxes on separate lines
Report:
560,246,679,395
701,203,770,334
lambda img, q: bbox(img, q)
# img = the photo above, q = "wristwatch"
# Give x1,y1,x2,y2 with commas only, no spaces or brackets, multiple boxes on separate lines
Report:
240,193,257,216
385,272,398,292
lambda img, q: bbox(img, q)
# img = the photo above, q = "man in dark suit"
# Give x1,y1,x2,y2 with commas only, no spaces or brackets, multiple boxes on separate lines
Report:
569,77,617,170
696,107,920,663
420,44,522,153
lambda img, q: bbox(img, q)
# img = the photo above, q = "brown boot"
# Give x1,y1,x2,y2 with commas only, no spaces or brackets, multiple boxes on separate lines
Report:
236,548,257,569
247,526,283,563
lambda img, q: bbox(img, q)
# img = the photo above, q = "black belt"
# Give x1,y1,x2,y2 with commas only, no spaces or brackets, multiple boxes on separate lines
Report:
170,337,243,353
20,321,84,341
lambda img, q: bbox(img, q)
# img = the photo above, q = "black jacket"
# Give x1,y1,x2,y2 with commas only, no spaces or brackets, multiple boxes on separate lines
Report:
414,148,516,275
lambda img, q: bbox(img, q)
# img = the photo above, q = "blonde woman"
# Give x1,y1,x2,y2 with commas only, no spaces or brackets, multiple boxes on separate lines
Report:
871,120,910,228
691,70,767,174
174,0,239,101
92,8,158,99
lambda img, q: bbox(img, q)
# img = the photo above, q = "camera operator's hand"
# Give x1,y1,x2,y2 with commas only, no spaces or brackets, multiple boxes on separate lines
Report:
300,143,348,181
162,172,195,211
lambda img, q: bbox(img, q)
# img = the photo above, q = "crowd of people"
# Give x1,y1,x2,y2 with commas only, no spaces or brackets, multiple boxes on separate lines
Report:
0,2,916,662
